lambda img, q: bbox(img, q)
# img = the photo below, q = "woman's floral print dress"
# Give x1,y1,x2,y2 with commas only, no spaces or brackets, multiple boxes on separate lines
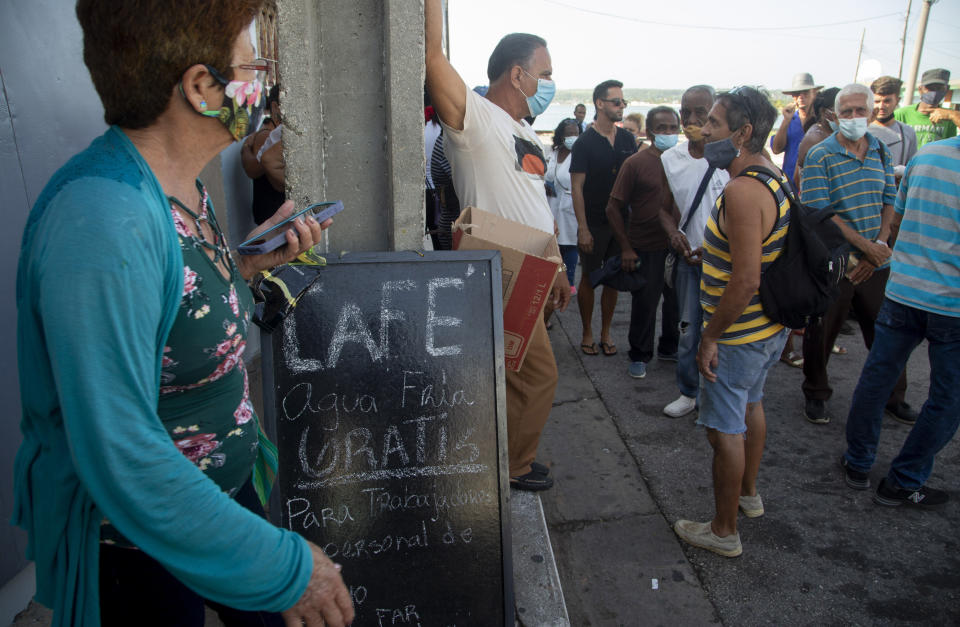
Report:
102,185,262,546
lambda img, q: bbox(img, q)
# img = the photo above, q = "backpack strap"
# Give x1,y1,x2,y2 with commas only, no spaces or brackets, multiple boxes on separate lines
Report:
735,165,790,240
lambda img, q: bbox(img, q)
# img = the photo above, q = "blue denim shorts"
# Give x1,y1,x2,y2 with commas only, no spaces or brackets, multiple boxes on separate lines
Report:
697,329,789,434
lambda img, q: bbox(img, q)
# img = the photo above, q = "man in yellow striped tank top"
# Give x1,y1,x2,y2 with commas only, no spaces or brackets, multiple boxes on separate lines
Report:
673,87,790,558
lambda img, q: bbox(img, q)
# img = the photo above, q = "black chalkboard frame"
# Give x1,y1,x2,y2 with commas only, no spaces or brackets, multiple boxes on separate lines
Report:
260,250,514,625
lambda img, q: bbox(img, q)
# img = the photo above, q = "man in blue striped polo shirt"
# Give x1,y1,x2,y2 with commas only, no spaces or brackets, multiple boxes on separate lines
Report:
799,83,917,426
840,136,960,507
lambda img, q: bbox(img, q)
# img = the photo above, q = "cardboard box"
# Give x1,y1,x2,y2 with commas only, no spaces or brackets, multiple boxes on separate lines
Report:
453,206,561,371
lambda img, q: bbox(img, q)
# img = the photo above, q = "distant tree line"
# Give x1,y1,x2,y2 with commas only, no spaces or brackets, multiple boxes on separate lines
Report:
555,88,791,109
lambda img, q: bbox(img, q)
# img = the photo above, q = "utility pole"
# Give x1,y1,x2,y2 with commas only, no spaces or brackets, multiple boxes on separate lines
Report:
903,0,937,105
898,0,913,80
854,28,865,82
442,0,450,59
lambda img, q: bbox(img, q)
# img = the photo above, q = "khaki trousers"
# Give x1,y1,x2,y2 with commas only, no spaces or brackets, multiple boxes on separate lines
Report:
506,317,558,476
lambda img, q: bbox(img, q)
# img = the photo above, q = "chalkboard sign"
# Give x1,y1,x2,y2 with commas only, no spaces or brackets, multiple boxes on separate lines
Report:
262,251,513,626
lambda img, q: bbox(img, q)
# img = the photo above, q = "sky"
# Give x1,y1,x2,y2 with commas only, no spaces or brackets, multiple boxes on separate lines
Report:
447,0,960,92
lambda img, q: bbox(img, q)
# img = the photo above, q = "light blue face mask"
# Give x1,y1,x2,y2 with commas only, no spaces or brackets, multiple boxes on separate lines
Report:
837,117,868,141
520,69,556,117
653,133,679,151
828,120,839,132
563,135,577,151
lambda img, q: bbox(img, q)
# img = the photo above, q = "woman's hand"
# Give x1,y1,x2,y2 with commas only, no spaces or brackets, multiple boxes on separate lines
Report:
282,541,355,627
236,200,332,280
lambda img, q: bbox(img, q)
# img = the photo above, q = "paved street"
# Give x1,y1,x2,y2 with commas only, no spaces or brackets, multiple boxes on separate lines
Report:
538,286,960,626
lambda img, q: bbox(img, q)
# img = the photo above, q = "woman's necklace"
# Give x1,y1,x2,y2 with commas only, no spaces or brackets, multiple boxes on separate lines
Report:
168,184,233,277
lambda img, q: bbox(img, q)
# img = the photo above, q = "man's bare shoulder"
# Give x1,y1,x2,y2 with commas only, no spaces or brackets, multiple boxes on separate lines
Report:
723,174,776,214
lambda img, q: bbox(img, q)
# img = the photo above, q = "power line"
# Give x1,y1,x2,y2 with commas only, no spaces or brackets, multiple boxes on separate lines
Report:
541,1,903,32
926,46,960,60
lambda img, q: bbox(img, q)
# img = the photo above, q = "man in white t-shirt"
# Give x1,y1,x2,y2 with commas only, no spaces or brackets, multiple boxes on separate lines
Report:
658,85,729,418
425,0,571,491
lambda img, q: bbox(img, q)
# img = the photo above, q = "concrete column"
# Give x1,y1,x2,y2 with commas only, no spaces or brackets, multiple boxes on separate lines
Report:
276,0,424,253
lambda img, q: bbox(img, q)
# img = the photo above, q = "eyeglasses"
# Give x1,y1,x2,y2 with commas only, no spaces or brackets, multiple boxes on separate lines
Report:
600,98,629,107
206,58,275,85
236,58,275,72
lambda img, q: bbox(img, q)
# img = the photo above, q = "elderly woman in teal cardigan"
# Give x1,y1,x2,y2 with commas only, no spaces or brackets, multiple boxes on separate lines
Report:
13,1,354,626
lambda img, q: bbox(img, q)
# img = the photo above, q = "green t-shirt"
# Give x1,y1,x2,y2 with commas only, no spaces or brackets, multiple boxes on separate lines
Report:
894,104,958,149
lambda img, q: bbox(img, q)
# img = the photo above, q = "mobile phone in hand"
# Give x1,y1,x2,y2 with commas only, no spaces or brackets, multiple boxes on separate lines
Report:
237,201,344,255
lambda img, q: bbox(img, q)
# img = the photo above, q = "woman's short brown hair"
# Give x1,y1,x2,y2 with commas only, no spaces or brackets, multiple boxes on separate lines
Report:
76,0,263,129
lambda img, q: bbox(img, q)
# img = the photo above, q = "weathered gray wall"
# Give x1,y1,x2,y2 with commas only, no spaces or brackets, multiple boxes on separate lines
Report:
278,0,424,253
0,2,107,621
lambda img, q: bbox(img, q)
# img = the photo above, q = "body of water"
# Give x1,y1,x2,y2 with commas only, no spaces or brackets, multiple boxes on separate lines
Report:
532,102,676,134
532,98,795,135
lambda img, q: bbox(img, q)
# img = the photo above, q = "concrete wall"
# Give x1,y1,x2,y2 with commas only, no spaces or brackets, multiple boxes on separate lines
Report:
277,0,424,253
0,2,107,622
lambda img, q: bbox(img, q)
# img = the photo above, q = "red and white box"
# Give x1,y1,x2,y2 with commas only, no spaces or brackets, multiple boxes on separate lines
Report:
453,206,561,371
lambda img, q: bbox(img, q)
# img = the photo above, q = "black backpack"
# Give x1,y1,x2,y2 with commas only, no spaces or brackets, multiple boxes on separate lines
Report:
741,165,849,329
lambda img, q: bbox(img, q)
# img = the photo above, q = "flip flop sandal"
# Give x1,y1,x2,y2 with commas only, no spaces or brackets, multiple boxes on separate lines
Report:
581,342,599,356
780,351,803,368
600,341,617,356
832,344,848,355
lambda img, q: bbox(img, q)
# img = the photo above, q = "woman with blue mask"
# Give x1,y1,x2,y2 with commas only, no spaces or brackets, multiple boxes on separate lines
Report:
545,118,581,292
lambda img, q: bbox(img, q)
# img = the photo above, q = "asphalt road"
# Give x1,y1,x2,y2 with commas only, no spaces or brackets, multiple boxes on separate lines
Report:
538,285,960,627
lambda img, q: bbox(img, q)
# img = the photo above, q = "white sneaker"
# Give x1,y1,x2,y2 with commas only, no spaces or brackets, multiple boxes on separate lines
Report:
663,394,696,418
738,493,764,518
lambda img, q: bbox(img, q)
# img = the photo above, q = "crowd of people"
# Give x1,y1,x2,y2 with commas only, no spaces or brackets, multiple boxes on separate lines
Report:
424,0,959,560
12,0,958,623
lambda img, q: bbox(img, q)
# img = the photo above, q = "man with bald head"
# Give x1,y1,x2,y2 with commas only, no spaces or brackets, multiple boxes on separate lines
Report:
658,85,729,418
425,0,570,491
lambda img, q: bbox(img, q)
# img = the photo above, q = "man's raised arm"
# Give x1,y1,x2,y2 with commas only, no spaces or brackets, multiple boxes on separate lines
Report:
425,0,467,131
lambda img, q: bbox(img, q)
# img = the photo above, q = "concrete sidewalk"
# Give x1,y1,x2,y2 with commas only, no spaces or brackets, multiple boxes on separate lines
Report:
537,306,718,627
539,288,960,626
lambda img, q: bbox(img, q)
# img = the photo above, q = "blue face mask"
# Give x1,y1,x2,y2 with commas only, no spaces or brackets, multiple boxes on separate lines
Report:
653,133,679,151
828,120,838,132
563,136,577,151
703,136,740,169
520,69,556,117
837,117,868,141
